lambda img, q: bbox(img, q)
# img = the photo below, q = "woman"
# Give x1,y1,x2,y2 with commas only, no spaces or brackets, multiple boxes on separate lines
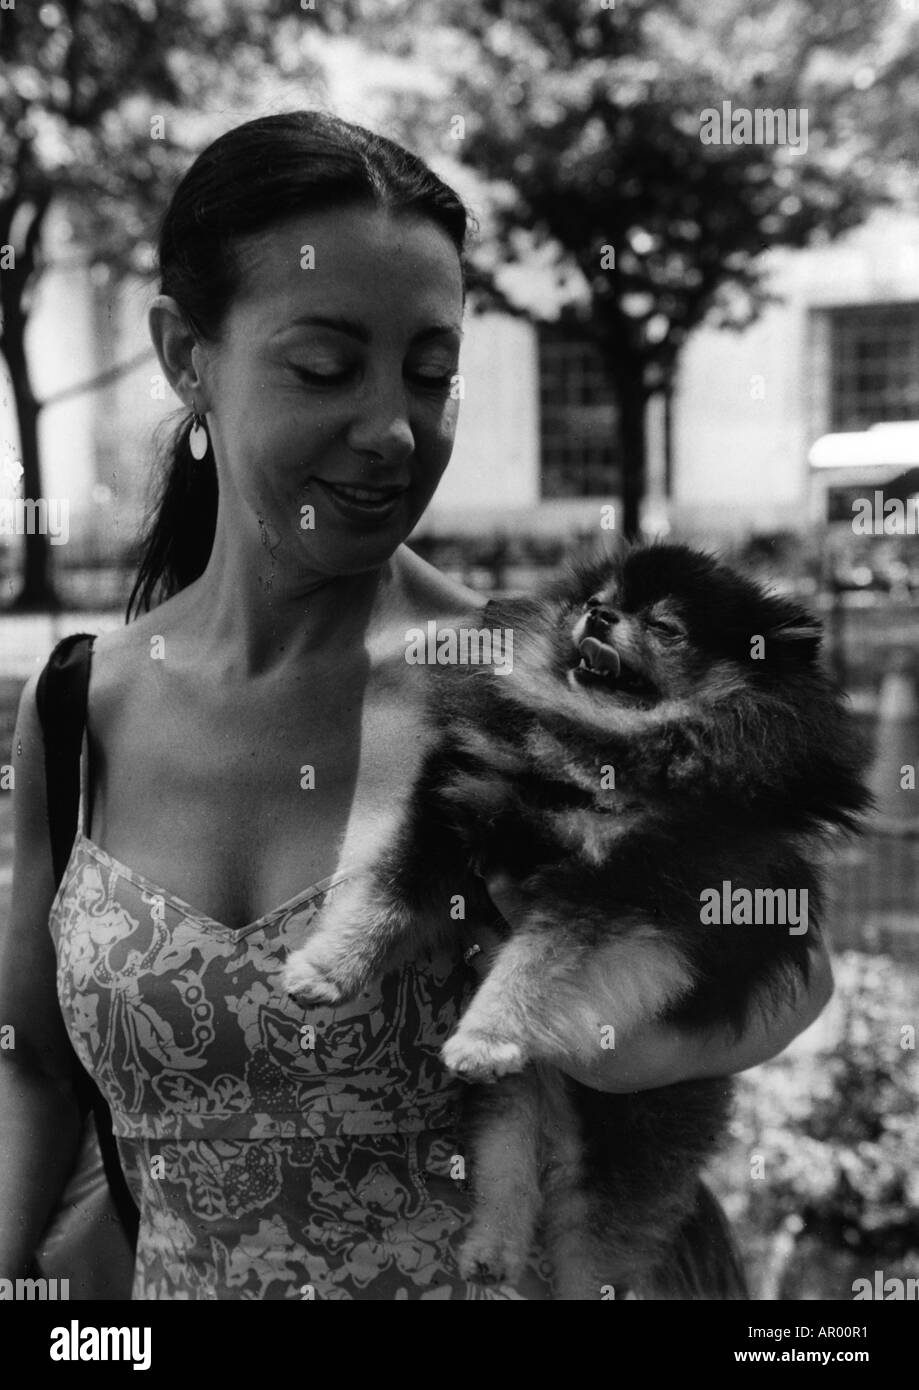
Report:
0,112,832,1300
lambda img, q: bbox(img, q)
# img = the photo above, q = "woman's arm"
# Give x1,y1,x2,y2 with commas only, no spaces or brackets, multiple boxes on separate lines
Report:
0,675,83,1275
468,875,834,1095
554,942,833,1093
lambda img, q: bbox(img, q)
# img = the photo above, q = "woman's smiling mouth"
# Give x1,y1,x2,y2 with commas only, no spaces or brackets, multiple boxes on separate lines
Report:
314,479,408,523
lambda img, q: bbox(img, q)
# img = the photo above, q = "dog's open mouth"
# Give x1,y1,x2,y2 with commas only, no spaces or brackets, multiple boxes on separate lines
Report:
571,636,654,698
576,635,620,679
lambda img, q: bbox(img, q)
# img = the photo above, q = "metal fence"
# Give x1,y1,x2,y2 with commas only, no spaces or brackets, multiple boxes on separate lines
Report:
824,826,919,961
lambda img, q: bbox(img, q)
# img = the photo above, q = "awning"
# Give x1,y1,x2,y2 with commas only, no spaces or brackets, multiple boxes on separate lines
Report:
809,421,919,469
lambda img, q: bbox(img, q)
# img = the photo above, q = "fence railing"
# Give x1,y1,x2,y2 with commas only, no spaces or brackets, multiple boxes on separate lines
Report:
823,825,919,961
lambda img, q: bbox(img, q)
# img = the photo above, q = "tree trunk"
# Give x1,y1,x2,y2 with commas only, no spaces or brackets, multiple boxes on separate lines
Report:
0,177,58,611
3,318,58,611
616,375,648,542
663,385,674,499
595,304,650,541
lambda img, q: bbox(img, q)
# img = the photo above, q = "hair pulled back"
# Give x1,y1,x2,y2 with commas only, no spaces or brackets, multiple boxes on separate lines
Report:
127,110,469,618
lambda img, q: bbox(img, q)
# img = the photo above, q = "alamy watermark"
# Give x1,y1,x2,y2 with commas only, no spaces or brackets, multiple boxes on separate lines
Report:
0,497,70,545
851,492,919,536
0,1276,70,1299
851,1270,918,1300
700,880,809,934
405,622,514,676
700,102,808,155
50,1320,152,1370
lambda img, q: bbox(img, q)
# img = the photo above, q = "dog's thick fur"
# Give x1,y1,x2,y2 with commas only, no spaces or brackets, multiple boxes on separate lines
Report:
283,543,870,1299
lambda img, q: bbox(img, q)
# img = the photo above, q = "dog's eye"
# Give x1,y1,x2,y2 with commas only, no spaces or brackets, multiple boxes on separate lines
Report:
585,593,605,610
649,617,685,640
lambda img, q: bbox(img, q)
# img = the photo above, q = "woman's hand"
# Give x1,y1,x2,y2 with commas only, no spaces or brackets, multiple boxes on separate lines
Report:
461,873,834,1095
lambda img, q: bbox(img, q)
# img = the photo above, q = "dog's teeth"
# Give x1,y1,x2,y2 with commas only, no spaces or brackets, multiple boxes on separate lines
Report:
578,636,621,676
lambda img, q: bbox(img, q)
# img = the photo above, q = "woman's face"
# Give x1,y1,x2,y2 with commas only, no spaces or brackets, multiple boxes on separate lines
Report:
200,203,465,580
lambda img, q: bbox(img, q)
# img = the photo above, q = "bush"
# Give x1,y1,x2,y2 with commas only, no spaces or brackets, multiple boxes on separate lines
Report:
711,951,919,1300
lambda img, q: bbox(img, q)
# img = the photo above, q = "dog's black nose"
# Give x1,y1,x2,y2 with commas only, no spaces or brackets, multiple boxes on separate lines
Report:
590,606,620,625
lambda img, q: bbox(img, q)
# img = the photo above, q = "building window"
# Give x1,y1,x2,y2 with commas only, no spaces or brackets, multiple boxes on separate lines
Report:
538,331,620,498
829,303,919,432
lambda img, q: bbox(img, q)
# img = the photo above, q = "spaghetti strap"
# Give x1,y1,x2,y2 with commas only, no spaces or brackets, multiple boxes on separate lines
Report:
76,731,91,840
36,630,96,886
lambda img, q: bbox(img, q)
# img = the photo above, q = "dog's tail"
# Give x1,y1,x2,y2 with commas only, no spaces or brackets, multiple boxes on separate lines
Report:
643,1182,749,1300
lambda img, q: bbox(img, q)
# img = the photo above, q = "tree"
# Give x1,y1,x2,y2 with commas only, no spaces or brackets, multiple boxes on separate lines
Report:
369,0,919,537
0,0,336,609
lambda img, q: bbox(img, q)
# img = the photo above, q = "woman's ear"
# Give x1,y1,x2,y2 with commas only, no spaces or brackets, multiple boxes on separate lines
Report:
148,295,209,409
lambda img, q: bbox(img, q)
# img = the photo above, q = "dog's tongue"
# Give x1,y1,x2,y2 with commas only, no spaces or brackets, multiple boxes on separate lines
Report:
579,635,621,677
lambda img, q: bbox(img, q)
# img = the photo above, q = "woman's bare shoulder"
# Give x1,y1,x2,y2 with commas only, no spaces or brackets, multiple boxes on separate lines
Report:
86,595,189,716
395,544,488,620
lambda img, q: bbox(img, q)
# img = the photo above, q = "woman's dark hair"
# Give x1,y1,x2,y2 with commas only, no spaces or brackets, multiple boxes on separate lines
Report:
126,110,471,618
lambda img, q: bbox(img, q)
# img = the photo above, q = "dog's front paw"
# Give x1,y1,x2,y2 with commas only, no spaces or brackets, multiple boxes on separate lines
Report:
458,1227,527,1287
441,1030,526,1082
282,946,355,1004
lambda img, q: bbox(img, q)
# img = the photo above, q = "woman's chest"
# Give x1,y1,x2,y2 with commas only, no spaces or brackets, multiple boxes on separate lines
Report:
88,664,434,931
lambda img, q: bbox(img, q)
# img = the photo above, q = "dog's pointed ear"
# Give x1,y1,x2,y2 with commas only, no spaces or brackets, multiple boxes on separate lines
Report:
767,617,823,662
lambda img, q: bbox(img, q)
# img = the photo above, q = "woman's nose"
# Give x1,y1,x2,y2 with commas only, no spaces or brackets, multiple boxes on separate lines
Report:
346,374,415,465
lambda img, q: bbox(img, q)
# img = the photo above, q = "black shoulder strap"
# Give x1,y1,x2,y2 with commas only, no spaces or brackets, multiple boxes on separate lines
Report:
35,632,96,885
35,632,139,1243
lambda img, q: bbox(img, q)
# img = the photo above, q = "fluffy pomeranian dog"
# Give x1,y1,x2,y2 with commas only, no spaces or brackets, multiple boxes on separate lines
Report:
283,543,870,1299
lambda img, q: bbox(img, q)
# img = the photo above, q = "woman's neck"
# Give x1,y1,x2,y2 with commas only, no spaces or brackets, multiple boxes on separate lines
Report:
170,518,406,677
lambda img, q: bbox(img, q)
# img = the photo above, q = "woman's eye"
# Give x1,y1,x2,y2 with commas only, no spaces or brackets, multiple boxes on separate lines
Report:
291,362,352,383
291,361,456,389
408,364,458,388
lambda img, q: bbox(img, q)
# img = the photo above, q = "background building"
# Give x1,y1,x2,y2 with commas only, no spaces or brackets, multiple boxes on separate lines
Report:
8,206,919,563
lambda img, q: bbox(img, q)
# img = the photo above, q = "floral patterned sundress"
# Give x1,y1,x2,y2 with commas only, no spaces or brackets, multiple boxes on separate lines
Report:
48,734,554,1300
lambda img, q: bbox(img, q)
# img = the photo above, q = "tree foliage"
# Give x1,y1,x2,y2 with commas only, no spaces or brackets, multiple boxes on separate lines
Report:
0,0,334,606
368,0,919,533
3,0,919,595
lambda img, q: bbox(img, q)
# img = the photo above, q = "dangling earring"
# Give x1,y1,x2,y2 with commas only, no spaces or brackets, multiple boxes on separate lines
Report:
189,409,209,461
